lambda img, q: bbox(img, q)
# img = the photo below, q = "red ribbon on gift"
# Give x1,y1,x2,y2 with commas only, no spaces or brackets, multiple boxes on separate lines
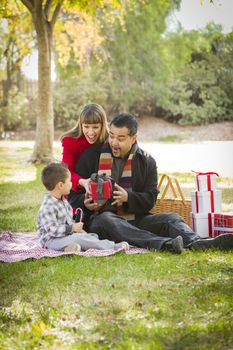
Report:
191,170,220,191
191,213,213,237
210,190,214,212
208,213,213,237
195,190,215,213
195,192,199,213
191,171,220,177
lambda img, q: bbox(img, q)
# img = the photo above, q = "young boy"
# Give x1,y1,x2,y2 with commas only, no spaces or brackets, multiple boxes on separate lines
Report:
37,163,129,252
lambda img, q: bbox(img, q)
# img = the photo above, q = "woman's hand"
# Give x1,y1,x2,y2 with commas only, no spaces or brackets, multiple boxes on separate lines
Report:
79,178,91,194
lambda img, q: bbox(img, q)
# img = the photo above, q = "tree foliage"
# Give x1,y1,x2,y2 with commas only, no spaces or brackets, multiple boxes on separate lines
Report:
1,0,232,138
54,1,233,126
54,0,182,118
157,24,233,124
0,0,122,162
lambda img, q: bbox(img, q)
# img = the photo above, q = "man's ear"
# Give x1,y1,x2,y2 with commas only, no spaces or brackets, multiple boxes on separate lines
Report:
132,133,137,144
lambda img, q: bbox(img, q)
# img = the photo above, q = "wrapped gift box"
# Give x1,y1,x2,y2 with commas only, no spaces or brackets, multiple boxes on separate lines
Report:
190,212,214,238
213,213,233,237
195,173,218,192
191,190,222,214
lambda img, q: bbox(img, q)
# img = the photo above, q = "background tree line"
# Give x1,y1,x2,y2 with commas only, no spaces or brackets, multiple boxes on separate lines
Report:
0,0,232,134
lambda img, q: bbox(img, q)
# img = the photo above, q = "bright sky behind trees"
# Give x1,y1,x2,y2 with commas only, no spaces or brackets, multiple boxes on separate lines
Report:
22,0,233,80
174,0,233,33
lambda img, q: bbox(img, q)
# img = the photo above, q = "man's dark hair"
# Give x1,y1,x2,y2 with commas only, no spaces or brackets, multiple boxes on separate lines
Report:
41,163,69,191
110,113,138,136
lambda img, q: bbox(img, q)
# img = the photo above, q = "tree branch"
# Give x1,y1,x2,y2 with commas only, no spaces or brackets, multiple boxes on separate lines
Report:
44,0,53,19
50,2,63,30
20,0,34,13
34,0,44,13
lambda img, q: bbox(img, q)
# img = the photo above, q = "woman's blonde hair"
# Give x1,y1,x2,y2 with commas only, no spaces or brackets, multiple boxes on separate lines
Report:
61,103,109,143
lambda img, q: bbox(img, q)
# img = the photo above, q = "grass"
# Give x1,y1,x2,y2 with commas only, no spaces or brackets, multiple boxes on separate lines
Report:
0,141,233,349
159,133,188,142
1,252,233,349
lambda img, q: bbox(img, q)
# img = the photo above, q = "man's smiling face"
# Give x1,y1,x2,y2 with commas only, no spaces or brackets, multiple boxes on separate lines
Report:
108,125,137,158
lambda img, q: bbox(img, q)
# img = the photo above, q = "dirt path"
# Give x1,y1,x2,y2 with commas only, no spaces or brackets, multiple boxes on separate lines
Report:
1,117,233,142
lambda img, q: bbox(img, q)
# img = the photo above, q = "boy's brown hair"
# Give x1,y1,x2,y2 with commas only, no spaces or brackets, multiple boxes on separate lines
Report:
41,163,69,191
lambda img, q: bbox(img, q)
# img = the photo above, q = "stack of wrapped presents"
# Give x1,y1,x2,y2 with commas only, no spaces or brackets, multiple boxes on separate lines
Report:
190,172,233,238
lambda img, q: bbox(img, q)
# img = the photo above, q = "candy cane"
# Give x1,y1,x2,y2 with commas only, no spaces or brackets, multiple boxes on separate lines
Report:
75,208,83,222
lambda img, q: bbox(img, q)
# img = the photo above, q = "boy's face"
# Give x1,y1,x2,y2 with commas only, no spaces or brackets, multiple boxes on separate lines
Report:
60,171,72,195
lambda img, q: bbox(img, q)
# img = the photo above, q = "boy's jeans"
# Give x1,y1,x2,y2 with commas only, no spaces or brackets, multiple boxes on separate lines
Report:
45,232,116,251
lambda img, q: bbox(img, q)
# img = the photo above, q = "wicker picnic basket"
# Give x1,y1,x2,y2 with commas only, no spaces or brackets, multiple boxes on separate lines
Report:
150,174,192,227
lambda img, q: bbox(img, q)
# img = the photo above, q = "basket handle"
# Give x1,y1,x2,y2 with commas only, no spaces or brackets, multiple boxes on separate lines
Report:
158,174,186,205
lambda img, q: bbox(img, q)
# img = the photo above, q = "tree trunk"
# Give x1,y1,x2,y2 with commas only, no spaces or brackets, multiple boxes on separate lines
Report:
5,38,13,100
16,62,23,93
30,8,54,163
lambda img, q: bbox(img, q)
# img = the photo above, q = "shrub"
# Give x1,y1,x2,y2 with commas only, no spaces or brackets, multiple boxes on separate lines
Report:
0,86,33,131
157,61,233,125
53,70,109,129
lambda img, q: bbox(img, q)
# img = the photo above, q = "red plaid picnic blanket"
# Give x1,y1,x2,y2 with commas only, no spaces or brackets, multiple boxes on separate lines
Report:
0,231,147,263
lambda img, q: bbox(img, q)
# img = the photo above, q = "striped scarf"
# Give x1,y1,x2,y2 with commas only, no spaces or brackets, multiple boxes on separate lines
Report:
98,141,137,219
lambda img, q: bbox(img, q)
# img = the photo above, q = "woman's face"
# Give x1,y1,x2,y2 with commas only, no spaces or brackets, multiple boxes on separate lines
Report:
82,123,102,144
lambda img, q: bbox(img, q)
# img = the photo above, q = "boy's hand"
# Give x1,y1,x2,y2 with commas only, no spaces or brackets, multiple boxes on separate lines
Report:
72,222,84,232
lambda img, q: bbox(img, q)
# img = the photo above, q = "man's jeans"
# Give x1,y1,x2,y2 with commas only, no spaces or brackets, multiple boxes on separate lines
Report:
89,212,198,250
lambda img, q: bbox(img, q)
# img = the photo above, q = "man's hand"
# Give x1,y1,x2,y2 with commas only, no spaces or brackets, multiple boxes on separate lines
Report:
84,193,104,212
112,183,128,206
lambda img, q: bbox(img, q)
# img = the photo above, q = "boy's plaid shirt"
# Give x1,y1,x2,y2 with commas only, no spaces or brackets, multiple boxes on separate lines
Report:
37,192,73,246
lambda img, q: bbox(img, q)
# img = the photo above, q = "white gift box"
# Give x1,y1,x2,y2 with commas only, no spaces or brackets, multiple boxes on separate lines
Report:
190,212,214,238
196,174,217,192
191,190,222,214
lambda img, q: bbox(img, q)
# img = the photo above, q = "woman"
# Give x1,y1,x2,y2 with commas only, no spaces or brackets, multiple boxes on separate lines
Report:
61,103,108,194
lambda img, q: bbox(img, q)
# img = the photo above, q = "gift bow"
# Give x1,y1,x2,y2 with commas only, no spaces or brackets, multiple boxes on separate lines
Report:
191,170,220,177
191,170,220,191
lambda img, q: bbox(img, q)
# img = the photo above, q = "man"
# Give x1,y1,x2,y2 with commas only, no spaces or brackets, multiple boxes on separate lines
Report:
68,113,233,253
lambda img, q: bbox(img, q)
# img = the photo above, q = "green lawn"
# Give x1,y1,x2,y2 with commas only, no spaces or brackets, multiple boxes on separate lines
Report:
0,141,233,350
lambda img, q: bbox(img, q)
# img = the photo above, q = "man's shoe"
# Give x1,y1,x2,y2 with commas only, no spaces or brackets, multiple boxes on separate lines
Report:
192,234,233,251
172,236,184,254
163,236,184,254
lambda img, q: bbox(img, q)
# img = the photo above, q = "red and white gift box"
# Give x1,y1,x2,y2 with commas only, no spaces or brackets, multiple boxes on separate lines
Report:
213,213,233,237
190,212,214,238
191,212,233,238
192,171,219,192
191,190,222,213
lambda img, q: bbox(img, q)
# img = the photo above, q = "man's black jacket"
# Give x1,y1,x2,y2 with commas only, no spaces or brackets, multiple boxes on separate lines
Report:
68,144,159,224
